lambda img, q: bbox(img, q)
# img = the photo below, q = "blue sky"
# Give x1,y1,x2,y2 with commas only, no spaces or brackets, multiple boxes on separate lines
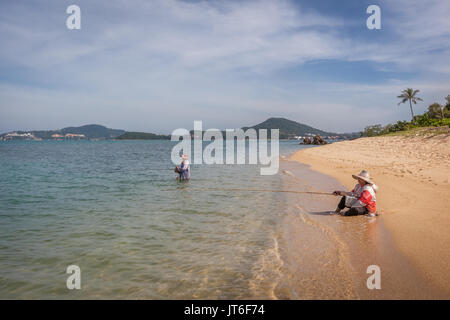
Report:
1,0,449,134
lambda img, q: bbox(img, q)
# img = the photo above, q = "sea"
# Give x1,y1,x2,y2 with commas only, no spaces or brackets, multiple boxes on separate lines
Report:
0,140,442,299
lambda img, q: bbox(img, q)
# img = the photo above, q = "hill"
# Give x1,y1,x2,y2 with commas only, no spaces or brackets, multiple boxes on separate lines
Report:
243,117,340,139
31,124,125,139
115,132,170,140
1,118,359,141
185,118,357,139
59,124,125,139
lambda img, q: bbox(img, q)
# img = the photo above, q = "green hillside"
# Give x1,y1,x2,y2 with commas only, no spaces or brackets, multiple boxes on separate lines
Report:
59,124,125,139
29,124,125,139
115,132,170,140
1,118,359,141
243,117,331,139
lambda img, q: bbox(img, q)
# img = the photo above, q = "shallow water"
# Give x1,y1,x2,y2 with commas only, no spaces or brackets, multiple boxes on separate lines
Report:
0,140,302,299
1,140,443,299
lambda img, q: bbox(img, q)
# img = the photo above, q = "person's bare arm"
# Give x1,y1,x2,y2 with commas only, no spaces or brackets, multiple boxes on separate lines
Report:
333,191,353,196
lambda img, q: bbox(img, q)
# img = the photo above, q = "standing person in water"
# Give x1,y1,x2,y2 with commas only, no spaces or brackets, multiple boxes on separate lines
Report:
175,154,190,180
331,170,378,217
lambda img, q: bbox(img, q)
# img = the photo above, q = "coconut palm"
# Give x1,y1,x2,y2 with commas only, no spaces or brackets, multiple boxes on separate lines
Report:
397,88,423,122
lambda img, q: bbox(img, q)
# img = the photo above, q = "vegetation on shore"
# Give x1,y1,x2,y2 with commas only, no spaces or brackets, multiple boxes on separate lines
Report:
382,125,450,137
361,91,450,137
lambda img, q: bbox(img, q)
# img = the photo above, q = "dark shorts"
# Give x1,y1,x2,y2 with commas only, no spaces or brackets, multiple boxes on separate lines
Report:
337,196,369,216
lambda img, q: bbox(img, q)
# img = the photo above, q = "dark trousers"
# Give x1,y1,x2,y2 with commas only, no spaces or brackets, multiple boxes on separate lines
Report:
337,196,368,216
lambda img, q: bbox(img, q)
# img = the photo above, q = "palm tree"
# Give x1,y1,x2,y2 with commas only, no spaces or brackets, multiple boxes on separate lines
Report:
397,88,423,122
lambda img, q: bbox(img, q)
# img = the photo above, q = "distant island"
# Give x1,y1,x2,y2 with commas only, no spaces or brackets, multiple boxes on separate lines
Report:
0,118,359,141
115,132,170,140
0,124,125,141
243,117,358,139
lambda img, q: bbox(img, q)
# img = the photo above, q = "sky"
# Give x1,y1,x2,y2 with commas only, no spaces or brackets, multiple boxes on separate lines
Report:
1,0,449,134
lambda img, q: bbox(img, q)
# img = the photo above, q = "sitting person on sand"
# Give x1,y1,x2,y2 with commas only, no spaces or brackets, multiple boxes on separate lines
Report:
175,154,190,180
331,170,378,217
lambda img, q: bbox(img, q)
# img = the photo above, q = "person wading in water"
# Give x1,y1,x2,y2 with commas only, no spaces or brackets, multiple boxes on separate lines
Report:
175,154,190,180
331,170,379,217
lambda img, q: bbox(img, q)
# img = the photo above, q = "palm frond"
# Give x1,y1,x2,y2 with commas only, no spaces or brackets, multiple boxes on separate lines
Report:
397,98,408,105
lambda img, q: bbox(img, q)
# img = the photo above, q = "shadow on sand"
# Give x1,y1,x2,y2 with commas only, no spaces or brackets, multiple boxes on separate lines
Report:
308,211,333,216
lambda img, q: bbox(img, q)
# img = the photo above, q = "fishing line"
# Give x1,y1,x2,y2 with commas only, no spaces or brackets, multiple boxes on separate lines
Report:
165,186,335,196
281,169,327,194
163,168,336,196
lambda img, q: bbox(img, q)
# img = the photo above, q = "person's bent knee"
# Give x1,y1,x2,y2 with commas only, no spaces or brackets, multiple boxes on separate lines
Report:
338,196,346,210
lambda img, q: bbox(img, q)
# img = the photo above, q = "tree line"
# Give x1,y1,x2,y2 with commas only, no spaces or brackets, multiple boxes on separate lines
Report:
361,89,450,137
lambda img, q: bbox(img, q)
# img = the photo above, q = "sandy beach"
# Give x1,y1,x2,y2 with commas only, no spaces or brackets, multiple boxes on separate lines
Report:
290,131,450,296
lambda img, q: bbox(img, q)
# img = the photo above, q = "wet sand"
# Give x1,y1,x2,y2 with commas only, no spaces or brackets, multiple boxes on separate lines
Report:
289,134,450,298
275,155,447,299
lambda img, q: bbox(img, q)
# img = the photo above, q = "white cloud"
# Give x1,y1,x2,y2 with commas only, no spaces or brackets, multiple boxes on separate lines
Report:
0,0,449,133
344,0,450,74
0,0,347,71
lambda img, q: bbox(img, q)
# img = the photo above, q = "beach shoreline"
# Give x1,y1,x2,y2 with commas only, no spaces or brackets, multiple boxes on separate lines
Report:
275,155,444,299
289,134,450,297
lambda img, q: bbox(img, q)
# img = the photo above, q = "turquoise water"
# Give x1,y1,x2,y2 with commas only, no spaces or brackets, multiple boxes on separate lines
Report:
0,140,306,299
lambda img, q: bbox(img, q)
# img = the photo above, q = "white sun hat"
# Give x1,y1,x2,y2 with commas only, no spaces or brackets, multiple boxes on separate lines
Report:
352,170,374,184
